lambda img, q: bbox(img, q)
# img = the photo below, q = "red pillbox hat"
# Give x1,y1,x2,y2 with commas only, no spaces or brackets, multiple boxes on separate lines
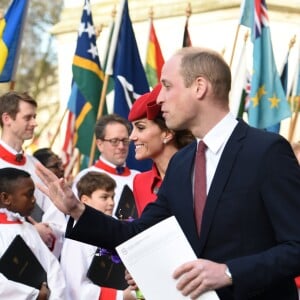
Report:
128,84,162,121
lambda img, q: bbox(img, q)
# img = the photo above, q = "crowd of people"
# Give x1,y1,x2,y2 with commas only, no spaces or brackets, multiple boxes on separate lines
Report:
0,46,300,300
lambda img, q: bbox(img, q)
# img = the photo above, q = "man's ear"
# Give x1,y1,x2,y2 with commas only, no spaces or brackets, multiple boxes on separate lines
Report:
0,192,11,206
96,139,104,152
2,112,13,124
195,76,208,99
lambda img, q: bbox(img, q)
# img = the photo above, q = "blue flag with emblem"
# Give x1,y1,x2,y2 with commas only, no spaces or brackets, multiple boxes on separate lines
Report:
112,0,149,118
241,0,291,129
106,0,151,171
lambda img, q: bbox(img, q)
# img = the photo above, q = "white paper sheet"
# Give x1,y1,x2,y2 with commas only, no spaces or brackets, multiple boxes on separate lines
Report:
116,216,219,300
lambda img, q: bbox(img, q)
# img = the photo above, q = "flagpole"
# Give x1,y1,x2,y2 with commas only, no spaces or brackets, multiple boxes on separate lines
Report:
102,5,116,70
88,6,118,166
105,0,126,76
230,0,248,68
288,96,299,142
229,24,241,68
88,74,110,166
49,107,68,147
286,35,298,142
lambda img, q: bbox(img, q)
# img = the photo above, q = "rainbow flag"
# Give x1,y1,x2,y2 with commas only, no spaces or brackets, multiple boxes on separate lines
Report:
145,20,164,88
0,0,29,82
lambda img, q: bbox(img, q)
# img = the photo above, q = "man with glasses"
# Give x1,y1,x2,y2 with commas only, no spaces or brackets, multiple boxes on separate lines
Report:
72,114,140,218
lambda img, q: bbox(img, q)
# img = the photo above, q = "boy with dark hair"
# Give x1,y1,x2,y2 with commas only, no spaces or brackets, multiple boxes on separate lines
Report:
0,167,66,299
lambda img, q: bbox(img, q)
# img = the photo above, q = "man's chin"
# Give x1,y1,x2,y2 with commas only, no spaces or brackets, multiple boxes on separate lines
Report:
24,134,34,140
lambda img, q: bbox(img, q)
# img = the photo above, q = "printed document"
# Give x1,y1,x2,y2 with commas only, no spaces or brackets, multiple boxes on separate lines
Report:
116,216,219,300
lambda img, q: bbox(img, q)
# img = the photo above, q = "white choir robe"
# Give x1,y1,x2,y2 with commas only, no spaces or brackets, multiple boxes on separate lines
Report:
72,156,140,217
60,238,124,300
0,209,67,300
0,140,67,258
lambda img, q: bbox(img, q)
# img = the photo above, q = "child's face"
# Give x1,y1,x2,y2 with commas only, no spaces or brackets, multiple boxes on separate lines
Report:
81,189,115,216
6,177,35,217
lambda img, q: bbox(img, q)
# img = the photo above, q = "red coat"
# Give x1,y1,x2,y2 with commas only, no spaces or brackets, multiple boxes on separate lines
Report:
133,164,162,216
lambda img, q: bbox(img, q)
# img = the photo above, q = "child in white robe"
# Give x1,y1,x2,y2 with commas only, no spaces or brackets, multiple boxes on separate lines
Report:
0,167,66,300
60,171,135,300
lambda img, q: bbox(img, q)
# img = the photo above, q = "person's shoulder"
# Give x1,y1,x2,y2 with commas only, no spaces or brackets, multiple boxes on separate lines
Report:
246,125,287,144
26,153,39,164
134,169,153,181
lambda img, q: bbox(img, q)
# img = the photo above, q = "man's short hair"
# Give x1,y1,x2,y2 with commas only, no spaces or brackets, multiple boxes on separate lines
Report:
94,113,131,139
0,91,37,127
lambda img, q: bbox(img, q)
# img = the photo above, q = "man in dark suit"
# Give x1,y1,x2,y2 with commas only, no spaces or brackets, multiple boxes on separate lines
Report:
36,47,300,300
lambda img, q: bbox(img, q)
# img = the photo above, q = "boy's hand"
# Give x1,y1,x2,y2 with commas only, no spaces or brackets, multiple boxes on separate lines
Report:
37,282,50,300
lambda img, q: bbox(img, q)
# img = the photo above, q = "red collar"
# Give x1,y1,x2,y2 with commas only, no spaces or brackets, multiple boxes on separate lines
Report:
0,212,23,224
94,159,131,176
149,164,162,194
0,144,26,166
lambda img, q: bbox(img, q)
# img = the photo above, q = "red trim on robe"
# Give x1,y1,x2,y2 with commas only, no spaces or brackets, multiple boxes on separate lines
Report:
98,287,117,300
0,213,23,224
0,144,26,165
94,160,131,176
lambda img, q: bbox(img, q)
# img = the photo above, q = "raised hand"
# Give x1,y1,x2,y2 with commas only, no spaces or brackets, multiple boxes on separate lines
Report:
35,162,85,220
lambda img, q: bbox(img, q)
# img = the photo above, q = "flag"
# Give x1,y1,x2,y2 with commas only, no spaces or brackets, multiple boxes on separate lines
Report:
61,110,75,168
0,0,29,82
61,81,78,168
108,0,149,118
105,0,151,171
242,0,291,129
239,0,254,28
145,19,164,88
71,0,104,157
265,51,290,132
182,17,192,47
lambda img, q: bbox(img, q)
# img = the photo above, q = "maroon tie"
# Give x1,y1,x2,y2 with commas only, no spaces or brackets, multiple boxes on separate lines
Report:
194,141,207,236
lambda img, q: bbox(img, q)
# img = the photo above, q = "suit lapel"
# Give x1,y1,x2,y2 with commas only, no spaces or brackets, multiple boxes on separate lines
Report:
197,120,248,255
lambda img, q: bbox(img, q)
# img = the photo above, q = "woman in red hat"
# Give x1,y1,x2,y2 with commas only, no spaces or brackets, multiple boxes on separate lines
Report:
128,84,195,216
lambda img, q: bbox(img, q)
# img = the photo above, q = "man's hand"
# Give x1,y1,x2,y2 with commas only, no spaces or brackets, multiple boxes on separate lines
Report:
123,286,136,300
35,162,85,220
173,259,232,299
125,269,138,290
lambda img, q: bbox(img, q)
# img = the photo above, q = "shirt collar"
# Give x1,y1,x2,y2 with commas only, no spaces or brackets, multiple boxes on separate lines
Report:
0,208,25,223
99,155,126,168
200,113,238,154
0,140,21,155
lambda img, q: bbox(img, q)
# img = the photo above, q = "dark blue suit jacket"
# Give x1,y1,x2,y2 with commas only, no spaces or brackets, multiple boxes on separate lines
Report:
67,120,300,299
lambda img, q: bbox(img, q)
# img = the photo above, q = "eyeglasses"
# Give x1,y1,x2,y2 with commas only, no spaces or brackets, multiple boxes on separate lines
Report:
101,138,130,147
